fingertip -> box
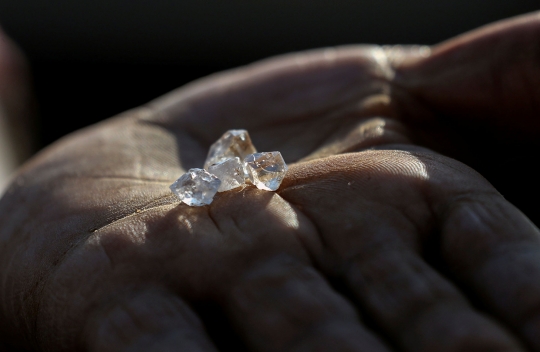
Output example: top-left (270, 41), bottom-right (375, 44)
top-left (0, 25), bottom-right (27, 94)
top-left (0, 24), bottom-right (34, 192)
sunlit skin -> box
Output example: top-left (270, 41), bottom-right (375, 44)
top-left (1, 12), bottom-right (540, 352)
top-left (0, 25), bottom-right (32, 190)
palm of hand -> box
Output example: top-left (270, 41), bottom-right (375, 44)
top-left (2, 13), bottom-right (540, 352)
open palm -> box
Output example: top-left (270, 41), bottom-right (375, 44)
top-left (2, 12), bottom-right (540, 352)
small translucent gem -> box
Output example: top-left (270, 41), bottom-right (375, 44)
top-left (170, 168), bottom-right (221, 206)
top-left (244, 152), bottom-right (288, 191)
top-left (208, 157), bottom-right (246, 192)
top-left (204, 129), bottom-right (257, 170)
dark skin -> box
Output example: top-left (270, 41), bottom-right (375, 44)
top-left (1, 11), bottom-right (540, 352)
top-left (0, 24), bottom-right (33, 188)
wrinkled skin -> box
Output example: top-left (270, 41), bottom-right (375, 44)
top-left (2, 12), bottom-right (540, 352)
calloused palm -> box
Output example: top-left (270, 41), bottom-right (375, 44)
top-left (2, 12), bottom-right (540, 352)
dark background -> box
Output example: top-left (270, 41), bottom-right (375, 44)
top-left (0, 1), bottom-right (538, 148)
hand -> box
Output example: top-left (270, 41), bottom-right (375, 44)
top-left (2, 12), bottom-right (540, 352)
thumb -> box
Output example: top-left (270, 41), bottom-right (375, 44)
top-left (393, 11), bottom-right (540, 140)
top-left (0, 25), bottom-right (34, 192)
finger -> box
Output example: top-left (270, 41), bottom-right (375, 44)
top-left (150, 45), bottom-right (391, 133)
top-left (393, 11), bottom-right (540, 140)
top-left (85, 288), bottom-right (217, 352)
top-left (345, 245), bottom-right (524, 351)
top-left (223, 255), bottom-right (390, 352)
top-left (439, 192), bottom-right (540, 350)
top-left (280, 151), bottom-right (525, 351)
top-left (148, 45), bottom-right (396, 162)
top-left (0, 25), bottom-right (33, 191)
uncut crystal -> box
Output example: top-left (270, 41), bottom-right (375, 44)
top-left (204, 129), bottom-right (257, 170)
top-left (170, 168), bottom-right (221, 206)
top-left (244, 152), bottom-right (288, 191)
top-left (208, 157), bottom-right (246, 192)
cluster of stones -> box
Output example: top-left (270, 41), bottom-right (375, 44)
top-left (170, 130), bottom-right (288, 206)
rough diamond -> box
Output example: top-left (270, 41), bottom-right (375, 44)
top-left (244, 151), bottom-right (287, 191)
top-left (170, 168), bottom-right (221, 206)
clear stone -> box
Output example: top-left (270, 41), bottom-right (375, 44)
top-left (208, 157), bottom-right (246, 192)
top-left (170, 168), bottom-right (221, 206)
top-left (244, 152), bottom-right (288, 191)
top-left (204, 129), bottom-right (257, 170)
